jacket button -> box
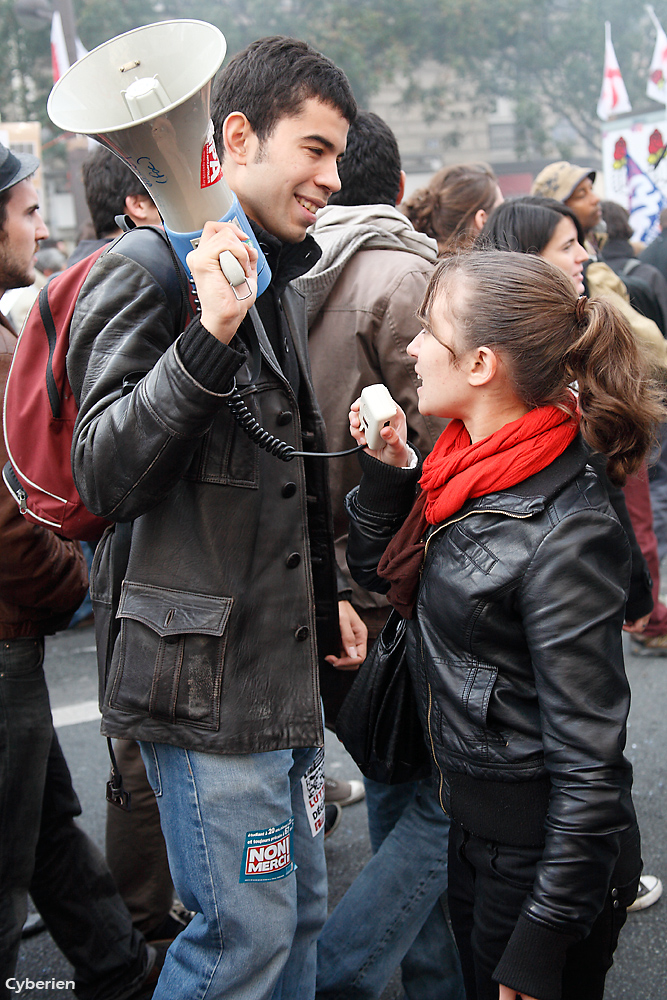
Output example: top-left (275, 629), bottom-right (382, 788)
top-left (286, 552), bottom-right (301, 569)
top-left (611, 888), bottom-right (618, 898)
top-left (277, 411), bottom-right (293, 426)
top-left (295, 626), bottom-right (310, 641)
top-left (282, 482), bottom-right (297, 498)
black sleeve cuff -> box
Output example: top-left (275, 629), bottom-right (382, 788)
top-left (492, 912), bottom-right (577, 1000)
top-left (355, 449), bottom-right (421, 517)
top-left (177, 315), bottom-right (247, 393)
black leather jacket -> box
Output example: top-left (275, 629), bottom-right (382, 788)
top-left (346, 438), bottom-right (640, 994)
top-left (67, 230), bottom-right (339, 754)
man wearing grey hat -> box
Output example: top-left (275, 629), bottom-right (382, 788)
top-left (0, 142), bottom-right (161, 1000)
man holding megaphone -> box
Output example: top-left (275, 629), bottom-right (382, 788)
top-left (65, 33), bottom-right (362, 1000)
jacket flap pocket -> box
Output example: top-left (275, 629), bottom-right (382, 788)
top-left (117, 582), bottom-right (233, 637)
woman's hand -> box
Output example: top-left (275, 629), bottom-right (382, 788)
top-left (186, 221), bottom-right (258, 344)
top-left (499, 985), bottom-right (540, 1000)
top-left (349, 398), bottom-right (411, 467)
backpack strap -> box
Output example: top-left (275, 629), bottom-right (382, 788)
top-left (105, 225), bottom-right (195, 334)
top-left (621, 258), bottom-right (642, 276)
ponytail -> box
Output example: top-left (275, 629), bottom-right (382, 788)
top-left (420, 251), bottom-right (665, 485)
top-left (564, 295), bottom-right (665, 484)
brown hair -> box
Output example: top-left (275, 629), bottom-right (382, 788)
top-left (402, 163), bottom-right (499, 254)
top-left (418, 250), bottom-right (665, 484)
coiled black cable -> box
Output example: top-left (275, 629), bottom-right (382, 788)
top-left (225, 385), bottom-right (365, 462)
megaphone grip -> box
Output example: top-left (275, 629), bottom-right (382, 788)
top-left (219, 250), bottom-right (247, 287)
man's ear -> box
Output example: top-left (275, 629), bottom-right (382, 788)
top-left (223, 112), bottom-right (255, 165)
top-left (124, 193), bottom-right (158, 224)
top-left (396, 170), bottom-right (406, 207)
top-left (468, 345), bottom-right (498, 386)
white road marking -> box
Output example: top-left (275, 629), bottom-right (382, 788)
top-left (52, 700), bottom-right (101, 728)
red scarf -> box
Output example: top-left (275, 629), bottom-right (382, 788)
top-left (377, 399), bottom-right (579, 617)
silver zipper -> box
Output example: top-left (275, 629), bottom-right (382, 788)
top-left (424, 508), bottom-right (534, 557)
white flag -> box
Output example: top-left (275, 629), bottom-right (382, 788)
top-left (626, 153), bottom-right (667, 243)
top-left (50, 11), bottom-right (87, 84)
top-left (647, 5), bottom-right (667, 105)
top-left (597, 22), bottom-right (632, 121)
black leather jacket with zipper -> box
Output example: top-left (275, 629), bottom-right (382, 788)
top-left (346, 437), bottom-right (640, 997)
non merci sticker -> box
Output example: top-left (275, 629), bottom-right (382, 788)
top-left (239, 817), bottom-right (295, 883)
top-left (301, 746), bottom-right (325, 837)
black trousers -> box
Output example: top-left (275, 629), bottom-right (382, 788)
top-left (447, 822), bottom-right (632, 1000)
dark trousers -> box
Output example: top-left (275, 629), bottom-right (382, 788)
top-left (106, 739), bottom-right (174, 936)
top-left (447, 823), bottom-right (628, 1000)
top-left (0, 637), bottom-right (147, 1000)
top-left (624, 465), bottom-right (667, 636)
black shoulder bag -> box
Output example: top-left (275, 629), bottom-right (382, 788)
top-left (335, 609), bottom-right (432, 784)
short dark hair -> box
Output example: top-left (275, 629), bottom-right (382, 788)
top-left (601, 200), bottom-right (633, 242)
top-left (476, 196), bottom-right (585, 255)
top-left (211, 36), bottom-right (356, 155)
top-left (328, 110), bottom-right (401, 207)
top-left (0, 174), bottom-right (36, 235)
top-left (0, 186), bottom-right (12, 234)
top-left (81, 147), bottom-right (151, 238)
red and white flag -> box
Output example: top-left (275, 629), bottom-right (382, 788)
top-left (647, 5), bottom-right (667, 105)
top-left (597, 21), bottom-right (632, 121)
top-left (51, 10), bottom-right (87, 83)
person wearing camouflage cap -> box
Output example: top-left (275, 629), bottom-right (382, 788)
top-left (531, 161), bottom-right (602, 238)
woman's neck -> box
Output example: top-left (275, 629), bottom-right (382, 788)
top-left (463, 396), bottom-right (531, 444)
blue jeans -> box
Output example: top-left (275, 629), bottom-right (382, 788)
top-left (0, 638), bottom-right (148, 1000)
top-left (316, 778), bottom-right (464, 1000)
top-left (140, 741), bottom-right (327, 1000)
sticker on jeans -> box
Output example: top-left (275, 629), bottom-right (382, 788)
top-left (301, 746), bottom-right (325, 837)
top-left (240, 817), bottom-right (295, 882)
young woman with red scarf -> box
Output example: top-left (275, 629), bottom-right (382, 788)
top-left (344, 250), bottom-right (664, 1000)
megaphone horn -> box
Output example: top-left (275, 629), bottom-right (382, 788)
top-left (47, 19), bottom-right (270, 295)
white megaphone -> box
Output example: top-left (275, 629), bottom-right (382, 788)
top-left (47, 19), bottom-right (270, 296)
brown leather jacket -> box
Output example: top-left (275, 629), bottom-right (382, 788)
top-left (0, 313), bottom-right (88, 638)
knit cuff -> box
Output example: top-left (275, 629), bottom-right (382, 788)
top-left (177, 316), bottom-right (247, 393)
top-left (356, 449), bottom-right (421, 517)
top-left (492, 912), bottom-right (577, 1000)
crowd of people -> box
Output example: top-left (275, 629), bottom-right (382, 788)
top-left (1, 29), bottom-right (666, 1000)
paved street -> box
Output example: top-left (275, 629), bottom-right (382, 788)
top-left (12, 622), bottom-right (667, 999)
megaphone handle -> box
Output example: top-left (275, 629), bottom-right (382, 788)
top-left (219, 250), bottom-right (253, 301)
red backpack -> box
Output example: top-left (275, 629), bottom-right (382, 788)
top-left (2, 226), bottom-right (190, 540)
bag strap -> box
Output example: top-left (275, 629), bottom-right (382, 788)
top-left (621, 258), bottom-right (642, 277)
top-left (107, 225), bottom-right (195, 334)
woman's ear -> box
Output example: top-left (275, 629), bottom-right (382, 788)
top-left (473, 208), bottom-right (488, 232)
top-left (223, 112), bottom-right (255, 165)
top-left (468, 345), bottom-right (498, 386)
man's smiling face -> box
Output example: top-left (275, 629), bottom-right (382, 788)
top-left (230, 97), bottom-right (349, 243)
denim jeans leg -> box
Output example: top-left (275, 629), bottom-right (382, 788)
top-left (0, 638), bottom-right (53, 992)
top-left (316, 779), bottom-right (464, 1000)
top-left (140, 742), bottom-right (327, 1000)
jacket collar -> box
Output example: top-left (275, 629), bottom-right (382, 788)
top-left (249, 221), bottom-right (321, 297)
top-left (436, 435), bottom-right (590, 522)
